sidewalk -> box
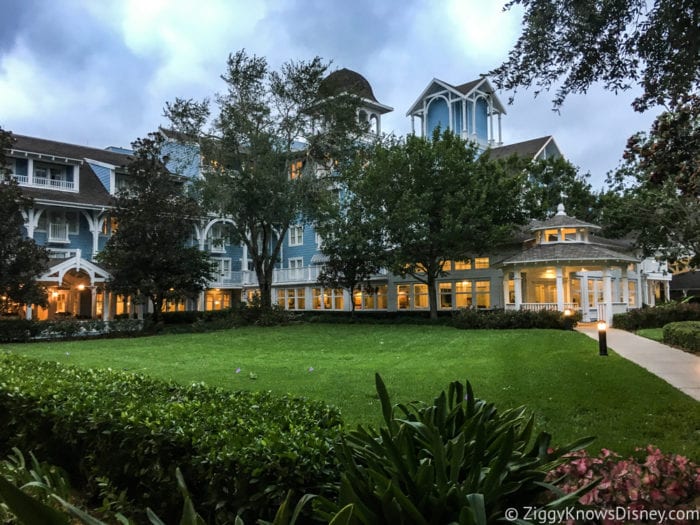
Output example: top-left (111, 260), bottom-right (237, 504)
top-left (576, 324), bottom-right (700, 402)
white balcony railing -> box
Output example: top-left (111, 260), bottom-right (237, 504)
top-left (273, 266), bottom-right (322, 284)
top-left (48, 223), bottom-right (70, 243)
top-left (12, 173), bottom-right (75, 191)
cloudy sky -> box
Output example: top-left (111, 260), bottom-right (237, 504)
top-left (1, 0), bottom-right (660, 187)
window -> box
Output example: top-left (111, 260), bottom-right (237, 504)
top-left (544, 229), bottom-right (559, 242)
top-left (279, 287), bottom-right (306, 310)
top-left (34, 163), bottom-right (73, 189)
top-left (208, 223), bottom-right (228, 253)
top-left (315, 232), bottom-right (323, 249)
top-left (562, 228), bottom-right (578, 241)
top-left (439, 282), bottom-right (453, 309)
top-left (455, 281), bottom-right (472, 308)
top-left (289, 159), bottom-right (304, 180)
top-left (213, 258), bottom-right (231, 280)
top-left (289, 225), bottom-right (303, 246)
top-left (397, 285), bottom-right (410, 310)
top-left (454, 260), bottom-right (471, 270)
top-left (206, 290), bottom-right (231, 311)
top-left (289, 257), bottom-right (303, 269)
top-left (376, 285), bottom-right (387, 310)
top-left (474, 257), bottom-right (489, 269)
top-left (628, 281), bottom-right (637, 306)
top-left (413, 284), bottom-right (428, 309)
top-left (474, 280), bottom-right (490, 308)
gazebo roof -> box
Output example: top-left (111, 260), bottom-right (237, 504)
top-left (498, 242), bottom-right (639, 267)
top-left (529, 204), bottom-right (600, 232)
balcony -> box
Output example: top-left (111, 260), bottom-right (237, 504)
top-left (48, 223), bottom-right (70, 243)
top-left (12, 172), bottom-right (76, 191)
top-left (273, 266), bottom-right (322, 284)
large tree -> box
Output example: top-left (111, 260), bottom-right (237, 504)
top-left (315, 192), bottom-right (386, 313)
top-left (165, 50), bottom-right (367, 309)
top-left (349, 130), bottom-right (525, 320)
top-left (606, 97), bottom-right (700, 265)
top-left (0, 126), bottom-right (49, 315)
top-left (97, 133), bottom-right (213, 323)
top-left (491, 0), bottom-right (699, 112)
top-left (518, 156), bottom-right (600, 221)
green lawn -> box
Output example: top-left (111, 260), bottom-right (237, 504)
top-left (4, 325), bottom-right (699, 459)
top-left (636, 328), bottom-right (664, 342)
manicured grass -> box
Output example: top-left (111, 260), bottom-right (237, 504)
top-left (636, 328), bottom-right (664, 342)
top-left (4, 325), bottom-right (699, 459)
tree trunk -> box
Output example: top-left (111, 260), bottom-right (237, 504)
top-left (151, 294), bottom-right (163, 324)
top-left (349, 285), bottom-right (357, 316)
top-left (257, 269), bottom-right (273, 310)
top-left (427, 274), bottom-right (439, 321)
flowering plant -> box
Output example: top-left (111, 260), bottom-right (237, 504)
top-left (548, 446), bottom-right (700, 524)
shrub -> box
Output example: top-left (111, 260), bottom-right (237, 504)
top-left (319, 374), bottom-right (593, 524)
top-left (663, 321), bottom-right (700, 353)
top-left (299, 310), bottom-right (453, 325)
top-left (451, 308), bottom-right (581, 330)
top-left (613, 303), bottom-right (700, 331)
top-left (0, 354), bottom-right (343, 523)
top-left (0, 319), bottom-right (143, 343)
top-left (548, 447), bottom-right (700, 524)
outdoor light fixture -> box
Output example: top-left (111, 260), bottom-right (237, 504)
top-left (597, 321), bottom-right (608, 356)
top-left (51, 291), bottom-right (59, 299)
top-left (563, 308), bottom-right (574, 330)
top-left (77, 284), bottom-right (86, 291)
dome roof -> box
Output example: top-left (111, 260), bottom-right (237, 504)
top-left (320, 68), bottom-right (379, 103)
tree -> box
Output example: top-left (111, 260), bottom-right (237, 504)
top-left (491, 0), bottom-right (699, 112)
top-left (315, 193), bottom-right (385, 313)
top-left (97, 133), bottom-right (213, 323)
top-left (0, 126), bottom-right (49, 315)
top-left (518, 156), bottom-right (600, 221)
top-left (606, 97), bottom-right (700, 265)
top-left (165, 50), bottom-right (367, 309)
top-left (349, 130), bottom-right (525, 320)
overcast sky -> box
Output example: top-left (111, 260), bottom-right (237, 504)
top-left (0, 0), bottom-right (660, 188)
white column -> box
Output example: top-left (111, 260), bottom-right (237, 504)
top-left (411, 115), bottom-right (415, 135)
top-left (447, 99), bottom-right (453, 132)
top-left (636, 264), bottom-right (643, 307)
top-left (603, 268), bottom-right (613, 324)
top-left (102, 290), bottom-right (110, 321)
top-left (621, 267), bottom-right (629, 306)
top-left (25, 305), bottom-right (33, 320)
top-left (555, 267), bottom-right (565, 311)
top-left (471, 98), bottom-right (476, 136)
top-left (664, 281), bottom-right (671, 302)
top-left (580, 273), bottom-right (590, 322)
top-left (514, 270), bottom-right (522, 309)
top-left (198, 291), bottom-right (206, 311)
top-left (503, 273), bottom-right (510, 307)
top-left (422, 101), bottom-right (427, 137)
top-left (489, 101), bottom-right (494, 144)
top-left (497, 114), bottom-right (502, 145)
top-left (91, 287), bottom-right (97, 318)
top-left (461, 99), bottom-right (467, 136)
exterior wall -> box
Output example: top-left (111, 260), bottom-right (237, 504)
top-left (89, 162), bottom-right (112, 192)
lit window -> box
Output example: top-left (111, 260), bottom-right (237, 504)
top-left (413, 284), bottom-right (429, 309)
top-left (562, 228), bottom-right (578, 241)
top-left (454, 260), bottom-right (472, 270)
top-left (439, 282), bottom-right (453, 309)
top-left (397, 285), bottom-right (410, 310)
top-left (289, 160), bottom-right (304, 180)
top-left (544, 229), bottom-right (559, 242)
top-left (289, 225), bottom-right (303, 246)
top-left (474, 257), bottom-right (489, 269)
top-left (455, 281), bottom-right (472, 308)
top-left (474, 280), bottom-right (490, 308)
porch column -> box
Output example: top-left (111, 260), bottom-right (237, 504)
top-left (91, 287), bottom-right (97, 318)
top-left (621, 267), bottom-right (629, 306)
top-left (25, 305), bottom-right (33, 320)
top-left (580, 273), bottom-right (590, 321)
top-left (603, 268), bottom-right (613, 325)
top-left (102, 290), bottom-right (110, 321)
top-left (411, 115), bottom-right (415, 135)
top-left (555, 267), bottom-right (565, 311)
top-left (198, 291), bottom-right (206, 311)
top-left (502, 272), bottom-right (510, 307)
top-left (648, 281), bottom-right (656, 306)
top-left (513, 269), bottom-right (522, 309)
top-left (664, 281), bottom-right (671, 302)
top-left (636, 264), bottom-right (643, 307)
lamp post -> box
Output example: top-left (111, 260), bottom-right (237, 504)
top-left (597, 321), bottom-right (608, 356)
top-left (563, 308), bottom-right (573, 330)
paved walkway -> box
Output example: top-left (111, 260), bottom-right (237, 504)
top-left (576, 324), bottom-right (700, 402)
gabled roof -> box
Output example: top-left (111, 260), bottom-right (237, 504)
top-left (670, 270), bottom-right (700, 292)
top-left (19, 165), bottom-right (113, 208)
top-left (487, 136), bottom-right (561, 161)
top-left (406, 77), bottom-right (507, 116)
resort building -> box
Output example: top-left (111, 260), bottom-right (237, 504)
top-left (3, 70), bottom-right (670, 324)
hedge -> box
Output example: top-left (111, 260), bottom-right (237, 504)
top-left (0, 319), bottom-right (143, 343)
top-left (0, 354), bottom-right (343, 523)
top-left (452, 308), bottom-right (581, 330)
top-left (613, 303), bottom-right (700, 331)
top-left (663, 321), bottom-right (700, 353)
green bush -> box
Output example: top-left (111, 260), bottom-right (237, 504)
top-left (451, 308), bottom-right (581, 330)
top-left (613, 303), bottom-right (700, 331)
top-left (662, 321), bottom-right (700, 353)
top-left (299, 310), bottom-right (453, 325)
top-left (320, 374), bottom-right (593, 524)
top-left (0, 319), bottom-right (143, 343)
top-left (0, 354), bottom-right (343, 523)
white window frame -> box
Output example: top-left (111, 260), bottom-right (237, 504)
top-left (288, 225), bottom-right (303, 246)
